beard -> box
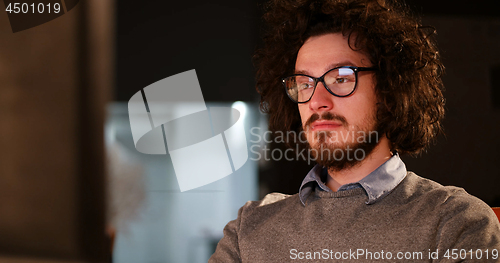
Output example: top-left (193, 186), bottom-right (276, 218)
top-left (303, 111), bottom-right (381, 172)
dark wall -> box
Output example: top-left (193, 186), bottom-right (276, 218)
top-left (0, 0), bottom-right (112, 261)
top-left (115, 0), bottom-right (262, 102)
top-left (404, 0), bottom-right (499, 17)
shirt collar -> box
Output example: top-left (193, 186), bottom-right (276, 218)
top-left (298, 153), bottom-right (407, 206)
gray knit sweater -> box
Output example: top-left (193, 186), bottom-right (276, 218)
top-left (210, 172), bottom-right (500, 262)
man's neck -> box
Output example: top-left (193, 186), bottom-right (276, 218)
top-left (325, 137), bottom-right (392, 192)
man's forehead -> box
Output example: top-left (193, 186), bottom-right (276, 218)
top-left (294, 60), bottom-right (357, 76)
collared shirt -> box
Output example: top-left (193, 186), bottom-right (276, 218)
top-left (299, 153), bottom-right (407, 205)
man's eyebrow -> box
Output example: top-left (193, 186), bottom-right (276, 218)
top-left (294, 60), bottom-right (357, 76)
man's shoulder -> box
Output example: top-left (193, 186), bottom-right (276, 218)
top-left (404, 171), bottom-right (476, 199)
top-left (258, 192), bottom-right (294, 206)
top-left (237, 192), bottom-right (301, 221)
top-left (242, 192), bottom-right (298, 209)
top-left (400, 171), bottom-right (494, 216)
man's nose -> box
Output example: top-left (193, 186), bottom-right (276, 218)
top-left (308, 82), bottom-right (334, 112)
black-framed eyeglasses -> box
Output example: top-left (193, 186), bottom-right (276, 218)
top-left (282, 66), bottom-right (377, 103)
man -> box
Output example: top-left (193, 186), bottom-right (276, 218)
top-left (210, 0), bottom-right (500, 262)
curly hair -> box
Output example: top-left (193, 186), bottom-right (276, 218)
top-left (254, 0), bottom-right (445, 155)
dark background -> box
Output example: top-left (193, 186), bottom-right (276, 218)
top-left (115, 0), bottom-right (500, 206)
top-left (115, 0), bottom-right (262, 102)
top-left (0, 0), bottom-right (498, 261)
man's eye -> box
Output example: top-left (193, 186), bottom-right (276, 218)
top-left (336, 77), bottom-right (349, 84)
top-left (298, 83), bottom-right (313, 90)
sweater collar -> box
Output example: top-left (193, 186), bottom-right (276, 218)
top-left (299, 153), bottom-right (407, 206)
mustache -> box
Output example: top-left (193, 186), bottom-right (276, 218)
top-left (304, 112), bottom-right (348, 130)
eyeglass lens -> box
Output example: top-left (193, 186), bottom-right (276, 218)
top-left (285, 67), bottom-right (356, 102)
